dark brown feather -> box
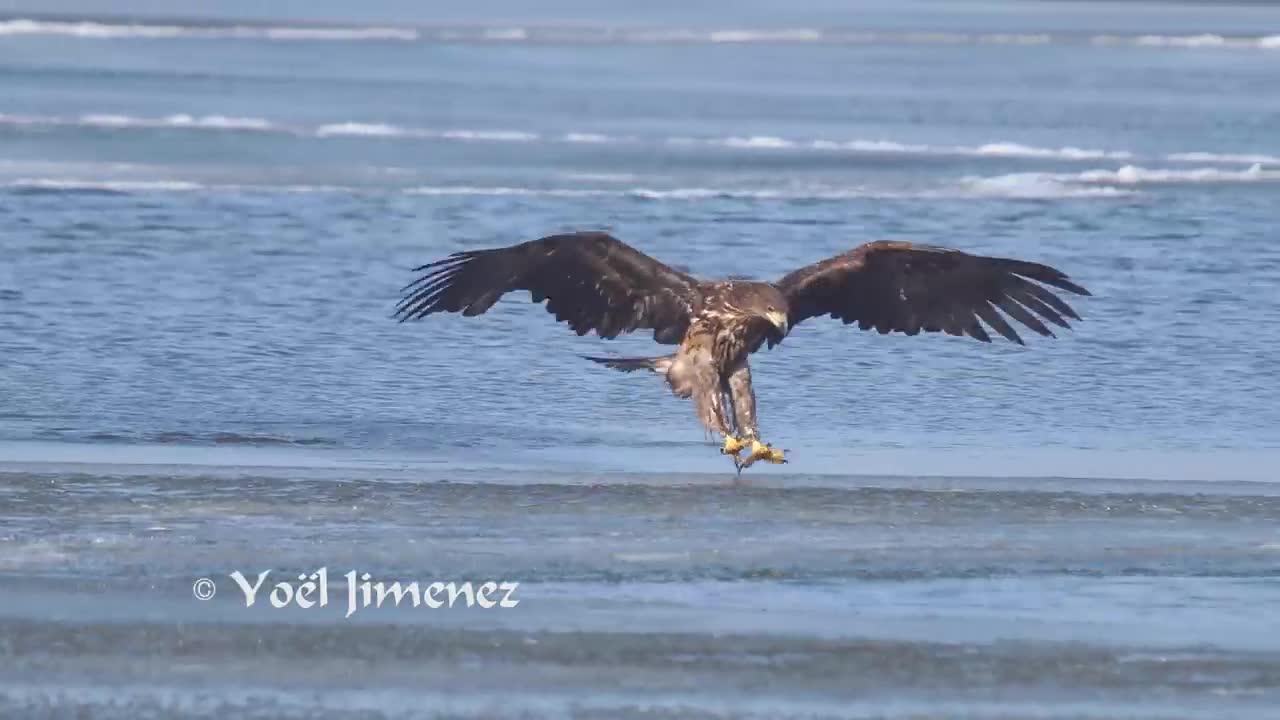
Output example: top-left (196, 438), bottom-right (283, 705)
top-left (774, 240), bottom-right (1089, 345)
top-left (395, 231), bottom-right (703, 344)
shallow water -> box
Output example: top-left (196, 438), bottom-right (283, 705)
top-left (3, 462), bottom-right (1280, 718)
top-left (2, 0), bottom-right (1280, 717)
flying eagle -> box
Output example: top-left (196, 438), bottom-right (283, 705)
top-left (395, 231), bottom-right (1089, 470)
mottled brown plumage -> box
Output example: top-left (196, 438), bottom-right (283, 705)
top-left (396, 231), bottom-right (1090, 469)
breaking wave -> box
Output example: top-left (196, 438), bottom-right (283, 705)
top-left (396, 181), bottom-right (1138, 200)
top-left (0, 112), bottom-right (282, 133)
top-left (960, 175), bottom-right (1133, 200)
top-left (675, 136), bottom-right (1137, 161)
top-left (4, 112), bottom-right (1276, 168)
top-left (3, 177), bottom-right (1129, 200)
top-left (1070, 164), bottom-right (1280, 184)
top-left (964, 164), bottom-right (1280, 197)
top-left (2, 178), bottom-right (339, 194)
top-left (0, 113), bottom-right (543, 143)
top-left (0, 18), bottom-right (418, 41)
top-left (5, 178), bottom-right (207, 193)
top-left (563, 132), bottom-right (631, 144)
top-left (1093, 33), bottom-right (1280, 50)
top-left (1165, 151), bottom-right (1280, 166)
top-left (1, 18), bottom-right (1278, 50)
top-left (402, 186), bottom-right (822, 200)
top-left (313, 122), bottom-right (405, 138)
top-left (5, 163), bottom-right (1274, 200)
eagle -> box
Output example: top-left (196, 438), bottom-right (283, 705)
top-left (395, 231), bottom-right (1089, 470)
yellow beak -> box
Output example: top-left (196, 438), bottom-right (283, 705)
top-left (765, 309), bottom-right (789, 334)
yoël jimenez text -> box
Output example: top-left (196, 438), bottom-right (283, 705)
top-left (228, 568), bottom-right (520, 618)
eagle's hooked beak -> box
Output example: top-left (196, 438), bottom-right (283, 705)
top-left (764, 309), bottom-right (789, 336)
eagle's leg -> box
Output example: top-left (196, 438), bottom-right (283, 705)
top-left (727, 362), bottom-right (786, 469)
top-left (719, 381), bottom-right (748, 457)
top-left (678, 352), bottom-right (742, 458)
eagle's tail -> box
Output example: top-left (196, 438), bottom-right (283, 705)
top-left (582, 354), bottom-right (673, 375)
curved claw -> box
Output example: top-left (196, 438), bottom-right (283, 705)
top-left (736, 440), bottom-right (787, 471)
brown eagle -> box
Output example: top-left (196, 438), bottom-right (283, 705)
top-left (395, 231), bottom-right (1089, 470)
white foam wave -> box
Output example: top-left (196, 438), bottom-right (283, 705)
top-left (162, 114), bottom-right (274, 130)
top-left (975, 33), bottom-right (1052, 46)
top-left (625, 30), bottom-right (1050, 45)
top-left (563, 132), bottom-right (630, 144)
top-left (558, 172), bottom-right (643, 183)
top-left (720, 135), bottom-right (798, 149)
top-left (3, 177), bottom-right (353, 193)
top-left (0, 175), bottom-right (1144, 201)
top-left (1166, 151), bottom-right (1280, 166)
top-left (708, 29), bottom-right (823, 43)
top-left (0, 19), bottom-right (186, 38)
top-left (1073, 164), bottom-right (1280, 184)
top-left (837, 140), bottom-right (1131, 161)
top-left (5, 178), bottom-right (205, 192)
top-left (3, 19), bottom-right (1279, 50)
top-left (403, 182), bottom-right (1126, 201)
top-left (964, 164), bottom-right (1280, 196)
top-left (481, 28), bottom-right (528, 41)
top-left (0, 111), bottom-right (282, 133)
top-left (1137, 34), bottom-right (1233, 48)
top-left (965, 142), bottom-right (1133, 161)
top-left (809, 139), bottom-right (923, 153)
top-left (6, 111), bottom-right (1273, 169)
top-left (314, 122), bottom-right (408, 138)
top-left (405, 186), bottom-right (607, 198)
top-left (80, 112), bottom-right (279, 131)
top-left (5, 165), bottom-right (1271, 200)
top-left (1092, 33), bottom-right (1280, 50)
top-left (401, 185), bottom-right (818, 199)
top-left (318, 125), bottom-right (540, 143)
top-left (959, 174), bottom-right (1134, 199)
top-left (440, 129), bottom-right (539, 142)
top-left (258, 27), bottom-right (417, 41)
top-left (0, 113), bottom-right (550, 144)
top-left (685, 134), bottom-right (1133, 161)
top-left (0, 18), bottom-right (418, 41)
top-left (404, 184), bottom-right (863, 200)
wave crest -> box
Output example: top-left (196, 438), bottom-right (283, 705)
top-left (677, 135), bottom-right (1135, 161)
top-left (314, 122), bottom-right (408, 138)
top-left (965, 164), bottom-right (1280, 197)
top-left (3, 112), bottom-right (1276, 171)
top-left (0, 18), bottom-right (418, 41)
top-left (1073, 163), bottom-right (1280, 184)
top-left (3, 18), bottom-right (1278, 50)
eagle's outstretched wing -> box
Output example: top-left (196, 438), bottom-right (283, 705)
top-left (774, 240), bottom-right (1090, 344)
top-left (395, 231), bottom-right (702, 343)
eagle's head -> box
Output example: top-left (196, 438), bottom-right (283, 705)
top-left (739, 284), bottom-right (790, 346)
top-left (720, 281), bottom-right (791, 347)
top-left (762, 306), bottom-right (789, 337)
top-left (757, 305), bottom-right (790, 350)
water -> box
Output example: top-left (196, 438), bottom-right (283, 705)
top-left (2, 1), bottom-right (1280, 717)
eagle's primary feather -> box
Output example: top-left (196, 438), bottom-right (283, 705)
top-left (396, 231), bottom-right (1091, 468)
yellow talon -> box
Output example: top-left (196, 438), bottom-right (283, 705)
top-left (738, 439), bottom-right (786, 470)
top-left (721, 435), bottom-right (748, 455)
